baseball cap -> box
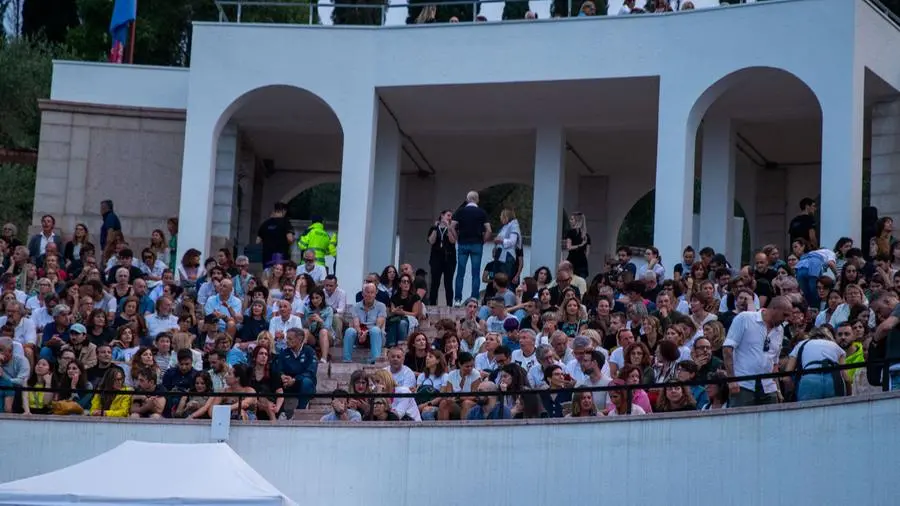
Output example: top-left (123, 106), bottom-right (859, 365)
top-left (69, 323), bottom-right (87, 334)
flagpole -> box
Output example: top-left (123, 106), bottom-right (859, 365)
top-left (127, 0), bottom-right (137, 64)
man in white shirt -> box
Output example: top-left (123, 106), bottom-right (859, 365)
top-left (527, 345), bottom-right (566, 389)
top-left (323, 275), bottom-right (346, 339)
top-left (196, 267), bottom-right (226, 306)
top-left (30, 295), bottom-right (57, 335)
top-left (723, 296), bottom-right (792, 407)
top-left (269, 299), bottom-right (304, 350)
top-left (384, 347), bottom-right (416, 389)
top-left (0, 301), bottom-right (37, 347)
top-left (269, 281), bottom-right (304, 316)
top-left (299, 249), bottom-right (327, 284)
top-left (565, 335), bottom-right (610, 382)
top-left (608, 328), bottom-right (636, 378)
top-left (146, 296), bottom-right (180, 340)
top-left (0, 274), bottom-right (26, 304)
top-left (511, 329), bottom-right (539, 372)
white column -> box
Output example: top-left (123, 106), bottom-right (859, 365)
top-left (335, 94), bottom-right (379, 294)
top-left (175, 112), bottom-right (217, 269)
top-left (653, 95), bottom-right (696, 278)
top-left (531, 125), bottom-right (566, 272)
top-left (699, 116), bottom-right (736, 261)
top-left (819, 68), bottom-right (865, 248)
top-left (366, 107), bottom-right (401, 272)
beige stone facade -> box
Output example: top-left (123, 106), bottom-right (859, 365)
top-left (33, 100), bottom-right (186, 251)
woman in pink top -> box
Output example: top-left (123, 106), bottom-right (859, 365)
top-left (610, 365), bottom-right (653, 413)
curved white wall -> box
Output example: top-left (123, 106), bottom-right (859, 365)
top-left (1, 394), bottom-right (898, 505)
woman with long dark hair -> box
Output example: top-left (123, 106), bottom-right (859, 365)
top-left (90, 366), bottom-right (132, 417)
top-left (249, 346), bottom-right (284, 420)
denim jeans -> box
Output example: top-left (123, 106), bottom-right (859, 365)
top-left (343, 326), bottom-right (385, 363)
top-left (797, 373), bottom-right (835, 401)
top-left (455, 243), bottom-right (484, 302)
top-left (890, 371), bottom-right (900, 391)
top-left (796, 266), bottom-right (820, 309)
top-left (386, 318), bottom-right (409, 347)
top-left (283, 377), bottom-right (317, 414)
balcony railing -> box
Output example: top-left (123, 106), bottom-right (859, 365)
top-left (214, 0), bottom-right (740, 28)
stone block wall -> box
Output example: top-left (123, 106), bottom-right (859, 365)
top-left (33, 100), bottom-right (185, 251)
top-left (871, 98), bottom-right (900, 221)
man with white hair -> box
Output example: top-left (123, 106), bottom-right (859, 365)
top-left (343, 283), bottom-right (386, 364)
top-left (300, 248), bottom-right (327, 284)
top-left (641, 270), bottom-right (661, 302)
top-left (0, 301), bottom-right (36, 347)
top-left (450, 191), bottom-right (491, 306)
top-left (0, 336), bottom-right (30, 386)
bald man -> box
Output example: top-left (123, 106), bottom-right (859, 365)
top-left (723, 296), bottom-right (792, 407)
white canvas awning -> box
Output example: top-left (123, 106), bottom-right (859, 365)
top-left (0, 440), bottom-right (297, 506)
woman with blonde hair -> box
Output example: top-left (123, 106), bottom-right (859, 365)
top-left (169, 331), bottom-right (202, 371)
top-left (369, 368), bottom-right (421, 421)
top-left (567, 390), bottom-right (597, 417)
top-left (557, 298), bottom-right (588, 338)
top-left (701, 320), bottom-right (726, 358)
top-left (493, 208), bottom-right (522, 279)
top-left (564, 212), bottom-right (591, 279)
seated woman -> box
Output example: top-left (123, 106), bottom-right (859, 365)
top-left (114, 296), bottom-right (149, 346)
top-left (605, 379), bottom-right (646, 416)
top-left (346, 369), bottom-right (372, 419)
top-left (218, 363), bottom-right (257, 421)
top-left (364, 397), bottom-right (400, 422)
top-left (301, 288), bottom-right (334, 364)
top-left (416, 350), bottom-right (450, 420)
top-left (22, 358), bottom-right (55, 415)
top-left (386, 274), bottom-right (424, 347)
top-left (369, 369), bottom-right (420, 421)
top-left (567, 390), bottom-right (597, 418)
top-left (110, 324), bottom-right (140, 363)
top-left (539, 364), bottom-right (572, 418)
top-left (175, 371), bottom-right (217, 419)
top-left (90, 367), bottom-right (132, 417)
top-left (248, 345), bottom-right (284, 421)
top-left (54, 359), bottom-right (93, 412)
top-left (655, 382), bottom-right (697, 413)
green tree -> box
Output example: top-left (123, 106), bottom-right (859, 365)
top-left (479, 183), bottom-right (533, 242)
top-left (65, 0), bottom-right (221, 66)
top-left (0, 36), bottom-right (75, 149)
top-left (21, 0), bottom-right (78, 43)
top-left (286, 183), bottom-right (341, 222)
top-left (0, 163), bottom-right (37, 237)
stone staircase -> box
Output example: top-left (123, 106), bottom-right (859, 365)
top-left (293, 305), bottom-right (468, 421)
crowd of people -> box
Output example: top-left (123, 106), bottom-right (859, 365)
top-left (0, 192), bottom-right (898, 422)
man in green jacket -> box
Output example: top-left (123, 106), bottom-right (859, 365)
top-left (299, 216), bottom-right (336, 271)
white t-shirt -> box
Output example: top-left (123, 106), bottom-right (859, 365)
top-left (391, 386), bottom-right (421, 421)
top-left (723, 311), bottom-right (783, 393)
top-left (789, 339), bottom-right (845, 369)
top-left (511, 348), bottom-right (538, 371)
top-left (460, 336), bottom-right (485, 356)
top-left (606, 404), bottom-right (646, 416)
top-left (416, 373), bottom-right (450, 391)
top-left (609, 347), bottom-right (625, 369)
top-left (447, 369), bottom-right (481, 393)
top-left (387, 365), bottom-right (417, 390)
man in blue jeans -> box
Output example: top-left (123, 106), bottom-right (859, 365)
top-left (451, 191), bottom-right (491, 306)
top-left (343, 283), bottom-right (386, 364)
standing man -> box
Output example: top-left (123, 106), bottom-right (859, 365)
top-left (99, 200), bottom-right (122, 250)
top-left (299, 215), bottom-right (336, 273)
top-left (427, 209), bottom-right (456, 305)
top-left (257, 202), bottom-right (295, 267)
top-left (723, 296), bottom-right (792, 407)
top-left (28, 215), bottom-right (63, 262)
top-left (788, 197), bottom-right (818, 248)
top-left (450, 191), bottom-right (491, 307)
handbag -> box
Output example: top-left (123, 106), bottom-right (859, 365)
top-left (51, 400), bottom-right (84, 416)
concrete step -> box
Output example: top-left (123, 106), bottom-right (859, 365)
top-left (292, 406), bottom-right (330, 421)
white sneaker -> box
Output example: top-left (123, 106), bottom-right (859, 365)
top-left (452, 299), bottom-right (463, 307)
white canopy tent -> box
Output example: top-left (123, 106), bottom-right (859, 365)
top-left (0, 440), bottom-right (298, 506)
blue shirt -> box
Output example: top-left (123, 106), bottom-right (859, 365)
top-left (277, 345), bottom-right (317, 391)
top-left (100, 211), bottom-right (121, 249)
top-left (466, 403), bottom-right (511, 420)
top-left (204, 293), bottom-right (243, 332)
